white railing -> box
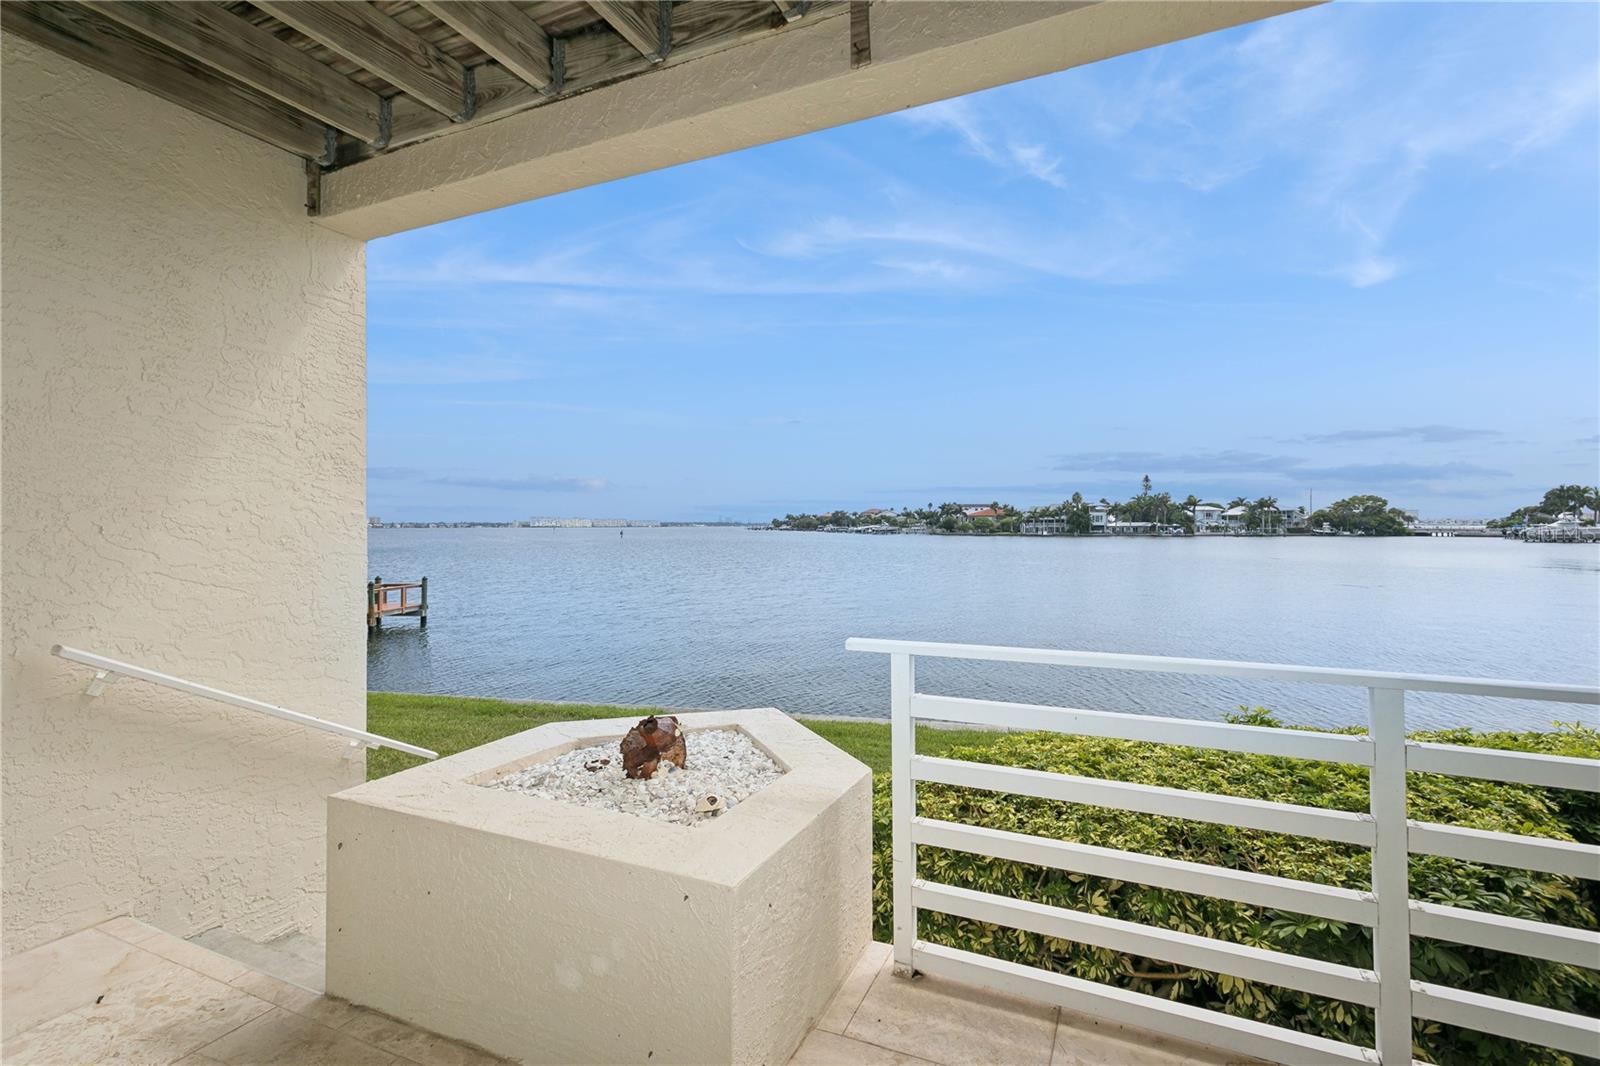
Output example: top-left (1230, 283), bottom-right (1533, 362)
top-left (52, 644), bottom-right (437, 760)
top-left (846, 638), bottom-right (1600, 1066)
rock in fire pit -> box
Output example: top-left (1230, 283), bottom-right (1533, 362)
top-left (487, 719), bottom-right (783, 825)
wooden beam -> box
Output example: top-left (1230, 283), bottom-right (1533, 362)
top-left (81, 1), bottom-right (384, 142)
top-left (335, 0), bottom-right (834, 166)
top-left (415, 1), bottom-right (557, 93)
top-left (254, 1), bottom-right (471, 120)
top-left (1, 1), bottom-right (331, 160)
top-left (586, 2), bottom-right (669, 64)
top-left (849, 0), bottom-right (870, 68)
top-left (774, 1), bottom-right (810, 22)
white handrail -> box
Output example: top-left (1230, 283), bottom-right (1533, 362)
top-left (850, 638), bottom-right (1600, 1066)
top-left (52, 644), bottom-right (437, 760)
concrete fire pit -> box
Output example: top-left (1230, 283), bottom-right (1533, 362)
top-left (325, 709), bottom-right (872, 1065)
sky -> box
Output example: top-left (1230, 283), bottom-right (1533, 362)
top-left (367, 1), bottom-right (1600, 523)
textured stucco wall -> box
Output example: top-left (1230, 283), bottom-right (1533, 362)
top-left (1, 34), bottom-right (367, 956)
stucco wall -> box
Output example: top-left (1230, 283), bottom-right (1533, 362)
top-left (1, 34), bottom-right (367, 956)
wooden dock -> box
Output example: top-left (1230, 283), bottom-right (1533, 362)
top-left (368, 576), bottom-right (427, 631)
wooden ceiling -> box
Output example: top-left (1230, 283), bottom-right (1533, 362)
top-left (3, 1), bottom-right (854, 174)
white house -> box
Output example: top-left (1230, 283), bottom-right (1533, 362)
top-left (1192, 503), bottom-right (1226, 532)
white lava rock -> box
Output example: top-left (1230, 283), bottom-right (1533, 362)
top-left (486, 728), bottom-right (783, 826)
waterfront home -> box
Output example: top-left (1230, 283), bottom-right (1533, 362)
top-left (962, 505), bottom-right (1003, 519)
top-left (5, 2), bottom-right (1595, 1065)
top-left (1222, 505), bottom-right (1251, 530)
top-left (1192, 502), bottom-right (1226, 532)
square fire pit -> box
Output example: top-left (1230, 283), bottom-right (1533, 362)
top-left (325, 709), bottom-right (872, 1065)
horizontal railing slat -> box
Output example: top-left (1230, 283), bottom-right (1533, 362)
top-left (1409, 901), bottom-right (1600, 969)
top-left (913, 942), bottom-right (1379, 1066)
top-left (1406, 742), bottom-right (1600, 793)
top-left (915, 880), bottom-right (1381, 1006)
top-left (911, 694), bottom-right (1375, 766)
top-left (913, 818), bottom-right (1377, 925)
top-left (1411, 981), bottom-right (1600, 1059)
top-left (1408, 822), bottom-right (1600, 881)
top-left (913, 756), bottom-right (1377, 846)
top-left (844, 638), bottom-right (1600, 703)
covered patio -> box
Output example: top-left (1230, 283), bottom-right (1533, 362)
top-left (2, 920), bottom-right (1241, 1065)
top-left (5, 2), bottom-right (1595, 1064)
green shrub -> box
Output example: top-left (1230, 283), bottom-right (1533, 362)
top-left (869, 716), bottom-right (1599, 1066)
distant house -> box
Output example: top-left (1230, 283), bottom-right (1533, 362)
top-left (1191, 503), bottom-right (1225, 532)
top-left (963, 507), bottom-right (1002, 519)
top-left (1222, 505), bottom-right (1250, 530)
top-left (860, 508), bottom-right (893, 518)
top-left (1089, 504), bottom-right (1109, 531)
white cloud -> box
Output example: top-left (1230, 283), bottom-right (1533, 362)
top-left (899, 98), bottom-right (1070, 190)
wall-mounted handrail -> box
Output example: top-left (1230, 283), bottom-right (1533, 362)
top-left (52, 644), bottom-right (437, 760)
top-left (850, 637), bottom-right (1600, 1066)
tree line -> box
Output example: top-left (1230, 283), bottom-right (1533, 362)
top-left (772, 481), bottom-right (1600, 536)
top-left (774, 482), bottom-right (1401, 536)
top-left (1487, 484), bottom-right (1600, 529)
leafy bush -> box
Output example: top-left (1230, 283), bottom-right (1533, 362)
top-left (869, 715), bottom-right (1599, 1066)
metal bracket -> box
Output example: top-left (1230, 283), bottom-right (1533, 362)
top-left (370, 96), bottom-right (393, 151)
top-left (545, 37), bottom-right (566, 97)
top-left (315, 126), bottom-right (338, 168)
top-left (455, 67), bottom-right (477, 122)
top-left (84, 669), bottom-right (119, 697)
top-left (342, 738), bottom-right (373, 763)
top-left (655, 1), bottom-right (673, 62)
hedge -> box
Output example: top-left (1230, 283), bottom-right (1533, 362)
top-left (869, 713), bottom-right (1599, 1066)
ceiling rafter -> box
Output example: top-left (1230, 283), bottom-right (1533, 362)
top-left (2, 1), bottom-right (332, 161)
top-left (81, 0), bottom-right (384, 142)
top-left (254, 1), bottom-right (473, 121)
top-left (415, 1), bottom-right (559, 94)
top-left (586, 1), bottom-right (670, 64)
top-left (6, 0), bottom-right (846, 170)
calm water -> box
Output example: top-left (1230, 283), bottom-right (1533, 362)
top-left (368, 528), bottom-right (1600, 731)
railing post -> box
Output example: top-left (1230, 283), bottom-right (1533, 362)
top-left (1369, 686), bottom-right (1411, 1062)
top-left (890, 652), bottom-right (916, 977)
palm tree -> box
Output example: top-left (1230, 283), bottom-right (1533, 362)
top-left (1141, 474), bottom-right (1152, 496)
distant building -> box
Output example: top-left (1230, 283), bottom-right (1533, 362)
top-left (368, 516), bottom-right (383, 528)
top-left (963, 507), bottom-right (1002, 519)
top-left (1191, 503), bottom-right (1225, 533)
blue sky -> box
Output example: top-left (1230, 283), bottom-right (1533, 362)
top-left (368, 2), bottom-right (1599, 523)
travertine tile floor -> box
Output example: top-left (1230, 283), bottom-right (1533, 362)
top-left (2, 924), bottom-right (1247, 1065)
top-left (1, 918), bottom-right (506, 1065)
top-left (793, 942), bottom-right (1252, 1066)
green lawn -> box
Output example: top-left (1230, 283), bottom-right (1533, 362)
top-left (366, 691), bottom-right (1004, 779)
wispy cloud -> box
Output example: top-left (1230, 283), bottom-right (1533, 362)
top-left (427, 474), bottom-right (608, 492)
top-left (1027, 3), bottom-right (1598, 287)
top-left (900, 99), bottom-right (1069, 189)
top-left (367, 466), bottom-right (423, 480)
top-left (1051, 449), bottom-right (1511, 486)
top-left (1296, 426), bottom-right (1502, 445)
top-left (369, 466), bottom-right (609, 492)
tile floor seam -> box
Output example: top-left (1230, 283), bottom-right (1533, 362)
top-left (177, 994), bottom-right (281, 1063)
top-left (191, 1004), bottom-right (403, 1065)
top-left (826, 1030), bottom-right (948, 1065)
top-left (836, 962), bottom-right (886, 1035)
